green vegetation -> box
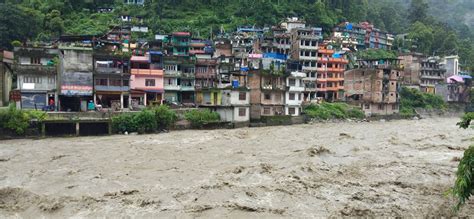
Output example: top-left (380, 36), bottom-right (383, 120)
top-left (111, 105), bottom-right (177, 134)
top-left (399, 87), bottom-right (446, 117)
top-left (1, 0), bottom-right (473, 71)
top-left (304, 103), bottom-right (365, 120)
top-left (356, 49), bottom-right (397, 60)
top-left (0, 105), bottom-right (47, 135)
top-left (184, 109), bottom-right (221, 128)
top-left (452, 113), bottom-right (473, 211)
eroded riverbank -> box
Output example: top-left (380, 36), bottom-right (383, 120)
top-left (0, 117), bottom-right (473, 217)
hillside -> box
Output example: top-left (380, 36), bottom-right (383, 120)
top-left (0, 0), bottom-right (473, 70)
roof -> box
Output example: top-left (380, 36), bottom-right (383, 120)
top-left (131, 55), bottom-right (149, 62)
top-left (173, 32), bottom-right (191, 36)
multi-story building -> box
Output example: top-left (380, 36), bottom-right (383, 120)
top-left (195, 56), bottom-right (219, 106)
top-left (92, 42), bottom-right (131, 110)
top-left (285, 70), bottom-right (306, 116)
top-left (398, 52), bottom-right (424, 86)
top-left (124, 0), bottom-right (144, 5)
top-left (248, 55), bottom-right (287, 120)
top-left (130, 53), bottom-right (164, 107)
top-left (163, 56), bottom-right (195, 105)
top-left (316, 44), bottom-right (347, 101)
top-left (436, 75), bottom-right (472, 103)
top-left (344, 58), bottom-right (403, 116)
top-left (420, 57), bottom-right (446, 94)
top-left (58, 36), bottom-right (95, 112)
top-left (0, 51), bottom-right (14, 106)
top-left (290, 27), bottom-right (323, 101)
top-left (13, 47), bottom-right (59, 110)
top-left (440, 55), bottom-right (460, 78)
top-left (166, 32), bottom-right (191, 56)
top-left (332, 22), bottom-right (394, 50)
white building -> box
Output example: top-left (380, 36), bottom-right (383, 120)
top-left (285, 71), bottom-right (306, 116)
top-left (217, 89), bottom-right (250, 122)
top-left (440, 55), bottom-right (460, 78)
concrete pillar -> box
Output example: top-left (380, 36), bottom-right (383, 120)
top-left (93, 94), bottom-right (97, 105)
top-left (41, 123), bottom-right (46, 138)
top-left (144, 92), bottom-right (147, 106)
top-left (75, 122), bottom-right (80, 136)
top-left (128, 94), bottom-right (132, 110)
top-left (120, 93), bottom-right (124, 110)
top-left (54, 92), bottom-right (59, 111)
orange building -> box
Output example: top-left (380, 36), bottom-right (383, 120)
top-left (316, 45), bottom-right (348, 101)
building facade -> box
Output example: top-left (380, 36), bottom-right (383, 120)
top-left (345, 59), bottom-right (403, 116)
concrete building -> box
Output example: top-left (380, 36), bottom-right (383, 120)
top-left (0, 51), bottom-right (14, 107)
top-left (316, 44), bottom-right (347, 101)
top-left (58, 36), bottom-right (95, 112)
top-left (332, 22), bottom-right (394, 50)
top-left (13, 47), bottom-right (59, 110)
top-left (440, 55), bottom-right (460, 78)
top-left (124, 0), bottom-right (144, 5)
top-left (398, 53), bottom-right (423, 86)
top-left (290, 27), bottom-right (323, 101)
top-left (92, 42), bottom-right (131, 111)
top-left (130, 53), bottom-right (164, 107)
top-left (420, 57), bottom-right (446, 94)
top-left (436, 75), bottom-right (472, 103)
top-left (345, 58), bottom-right (403, 116)
top-left (163, 56), bottom-right (195, 105)
top-left (285, 71), bottom-right (306, 116)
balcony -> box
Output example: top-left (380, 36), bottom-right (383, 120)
top-left (300, 45), bottom-right (318, 50)
top-left (327, 77), bottom-right (344, 82)
top-left (327, 67), bottom-right (345, 73)
top-left (164, 84), bottom-right (181, 91)
top-left (288, 86), bottom-right (305, 92)
top-left (172, 41), bottom-right (189, 47)
top-left (180, 86), bottom-right (195, 91)
top-left (318, 49), bottom-right (335, 54)
top-left (96, 67), bottom-right (123, 74)
top-left (131, 68), bottom-right (164, 76)
top-left (420, 75), bottom-right (443, 80)
top-left (181, 73), bottom-right (195, 79)
top-left (302, 66), bottom-right (318, 71)
top-left (262, 84), bottom-right (285, 90)
top-left (317, 57), bottom-right (349, 64)
top-left (15, 65), bottom-right (56, 75)
top-left (164, 70), bottom-right (182, 77)
top-left (299, 56), bottom-right (318, 61)
top-left (94, 85), bottom-right (129, 92)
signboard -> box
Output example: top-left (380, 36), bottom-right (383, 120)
top-left (61, 72), bottom-right (93, 96)
top-left (21, 93), bottom-right (46, 109)
top-left (10, 90), bottom-right (21, 102)
top-left (22, 83), bottom-right (35, 90)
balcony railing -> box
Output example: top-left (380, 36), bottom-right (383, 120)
top-left (164, 84), bottom-right (181, 90)
top-left (131, 68), bottom-right (164, 76)
top-left (15, 65), bottom-right (56, 75)
top-left (95, 67), bottom-right (123, 74)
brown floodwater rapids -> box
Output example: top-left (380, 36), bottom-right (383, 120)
top-left (0, 117), bottom-right (473, 218)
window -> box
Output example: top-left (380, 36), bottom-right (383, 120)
top-left (289, 93), bottom-right (295, 100)
top-left (145, 79), bottom-right (156, 86)
top-left (239, 108), bottom-right (246, 117)
top-left (96, 79), bottom-right (108, 86)
top-left (392, 104), bottom-right (398, 110)
top-left (289, 107), bottom-right (296, 115)
top-left (289, 79), bottom-right (296, 86)
top-left (378, 104), bottom-right (384, 110)
top-left (123, 80), bottom-right (129, 86)
top-left (48, 77), bottom-right (55, 84)
top-left (110, 79), bottom-right (121, 86)
top-left (263, 107), bottom-right (271, 115)
top-left (239, 92), bottom-right (246, 101)
top-left (31, 57), bottom-right (41, 65)
top-left (365, 104), bottom-right (370, 109)
top-left (24, 76), bottom-right (41, 83)
top-left (264, 93), bottom-right (271, 100)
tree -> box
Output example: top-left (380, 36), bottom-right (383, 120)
top-left (408, 0), bottom-right (429, 23)
top-left (453, 113), bottom-right (474, 211)
top-left (0, 3), bottom-right (40, 49)
top-left (408, 21), bottom-right (434, 54)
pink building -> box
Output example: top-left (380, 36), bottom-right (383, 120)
top-left (130, 54), bottom-right (164, 107)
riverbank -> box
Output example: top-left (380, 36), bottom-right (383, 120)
top-left (0, 117), bottom-right (473, 217)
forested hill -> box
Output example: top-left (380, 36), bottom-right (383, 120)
top-left (0, 0), bottom-right (473, 69)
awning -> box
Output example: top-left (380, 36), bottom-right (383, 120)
top-left (447, 75), bottom-right (464, 84)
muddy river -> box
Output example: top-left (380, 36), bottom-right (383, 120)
top-left (0, 117), bottom-right (473, 217)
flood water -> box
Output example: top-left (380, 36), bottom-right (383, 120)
top-left (0, 117), bottom-right (473, 217)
